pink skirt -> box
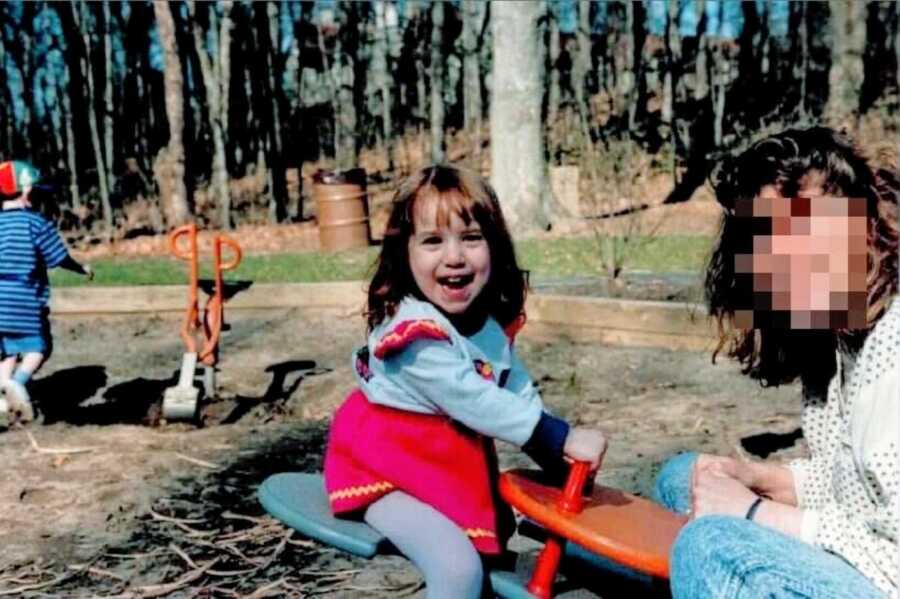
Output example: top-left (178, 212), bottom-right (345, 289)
top-left (323, 389), bottom-right (512, 554)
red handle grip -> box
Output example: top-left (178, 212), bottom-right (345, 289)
top-left (526, 461), bottom-right (592, 598)
top-left (558, 461), bottom-right (591, 513)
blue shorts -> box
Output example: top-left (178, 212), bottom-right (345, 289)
top-left (0, 330), bottom-right (52, 359)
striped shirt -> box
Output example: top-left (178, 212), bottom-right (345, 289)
top-left (0, 209), bottom-right (68, 335)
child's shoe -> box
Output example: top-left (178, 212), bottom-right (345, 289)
top-left (2, 380), bottom-right (34, 424)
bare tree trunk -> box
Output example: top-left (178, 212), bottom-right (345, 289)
top-left (264, 1), bottom-right (287, 222)
top-left (316, 20), bottom-right (340, 163)
top-left (188, 1), bottom-right (232, 229)
top-left (663, 0), bottom-right (682, 179)
top-left (625, 1), bottom-right (641, 131)
top-left (693, 1), bottom-right (708, 102)
top-left (573, 1), bottom-right (592, 138)
top-left (75, 2), bottom-right (113, 229)
top-left (0, 28), bottom-right (10, 156)
top-left (137, 57), bottom-right (152, 162)
top-left (895, 0), bottom-right (900, 102)
top-left (796, 1), bottom-right (809, 119)
top-left (408, 2), bottom-right (428, 141)
top-left (219, 1), bottom-right (233, 226)
top-left (710, 42), bottom-right (729, 147)
top-left (59, 82), bottom-right (81, 212)
top-left (325, 5), bottom-right (357, 170)
top-left (14, 5), bottom-right (35, 159)
top-left (491, 0), bottom-right (549, 234)
top-left (153, 0), bottom-right (191, 226)
top-left (47, 101), bottom-right (63, 170)
top-left (102, 1), bottom-right (115, 192)
top-left (575, 2), bottom-right (591, 94)
top-left (373, 1), bottom-right (394, 168)
top-left (547, 11), bottom-right (561, 130)
top-left (462, 0), bottom-right (486, 164)
top-left (661, 0), bottom-right (681, 133)
top-left (430, 1), bottom-right (445, 163)
top-left (825, 0), bottom-right (866, 127)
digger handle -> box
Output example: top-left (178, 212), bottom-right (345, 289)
top-left (180, 305), bottom-right (200, 354)
top-left (199, 297), bottom-right (222, 366)
top-left (169, 224), bottom-right (198, 261)
top-left (215, 235), bottom-right (242, 272)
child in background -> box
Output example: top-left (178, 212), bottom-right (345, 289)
top-left (0, 161), bottom-right (93, 425)
top-left (324, 165), bottom-right (607, 598)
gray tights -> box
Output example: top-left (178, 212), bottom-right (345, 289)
top-left (364, 491), bottom-right (484, 599)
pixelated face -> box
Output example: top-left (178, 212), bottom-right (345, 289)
top-left (408, 195), bottom-right (491, 315)
top-left (733, 184), bottom-right (868, 329)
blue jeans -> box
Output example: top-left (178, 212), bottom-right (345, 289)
top-left (654, 452), bottom-right (886, 598)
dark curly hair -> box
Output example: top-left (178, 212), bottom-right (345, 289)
top-left (366, 165), bottom-right (529, 332)
top-left (706, 127), bottom-right (898, 390)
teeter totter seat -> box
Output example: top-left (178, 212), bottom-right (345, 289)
top-left (258, 472), bottom-right (534, 598)
top-left (258, 473), bottom-right (388, 558)
top-left (259, 465), bottom-right (686, 599)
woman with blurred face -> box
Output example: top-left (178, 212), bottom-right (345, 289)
top-left (653, 128), bottom-right (898, 598)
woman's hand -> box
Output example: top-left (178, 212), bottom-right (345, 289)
top-left (563, 428), bottom-right (608, 470)
top-left (691, 467), bottom-right (759, 519)
top-left (695, 454), bottom-right (798, 505)
top-left (695, 454), bottom-right (758, 488)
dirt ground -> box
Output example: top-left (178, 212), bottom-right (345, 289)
top-left (0, 304), bottom-right (805, 598)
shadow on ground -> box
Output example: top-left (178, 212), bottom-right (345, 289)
top-left (34, 359), bottom-right (330, 428)
top-left (47, 422), bottom-right (332, 595)
top-left (741, 428), bottom-right (803, 459)
top-left (204, 360), bottom-right (331, 426)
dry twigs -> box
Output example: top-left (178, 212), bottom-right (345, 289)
top-left (67, 564), bottom-right (127, 582)
top-left (5, 502), bottom-right (330, 596)
top-left (174, 453), bottom-right (220, 469)
top-left (0, 571), bottom-right (70, 596)
top-left (25, 431), bottom-right (98, 455)
top-left (129, 558), bottom-right (219, 598)
top-left (241, 577), bottom-right (285, 599)
top-left (147, 508), bottom-right (206, 525)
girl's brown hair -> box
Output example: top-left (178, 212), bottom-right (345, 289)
top-left (366, 165), bottom-right (528, 331)
top-left (706, 127), bottom-right (898, 390)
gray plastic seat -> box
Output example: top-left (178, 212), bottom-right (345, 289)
top-left (258, 472), bottom-right (535, 598)
top-left (258, 472), bottom-right (388, 558)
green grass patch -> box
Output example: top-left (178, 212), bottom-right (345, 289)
top-left (517, 235), bottom-right (711, 279)
top-left (51, 235), bottom-right (712, 287)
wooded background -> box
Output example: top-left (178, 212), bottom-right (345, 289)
top-left (1, 0), bottom-right (898, 238)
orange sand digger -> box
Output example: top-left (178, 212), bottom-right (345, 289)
top-left (163, 224), bottom-right (242, 421)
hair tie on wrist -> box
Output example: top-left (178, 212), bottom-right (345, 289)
top-left (745, 496), bottom-right (764, 521)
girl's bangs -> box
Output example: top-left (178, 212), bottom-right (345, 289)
top-left (414, 185), bottom-right (493, 229)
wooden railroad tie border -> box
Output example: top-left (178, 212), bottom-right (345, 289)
top-left (50, 282), bottom-right (716, 351)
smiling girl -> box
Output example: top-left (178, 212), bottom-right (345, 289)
top-left (323, 165), bottom-right (607, 598)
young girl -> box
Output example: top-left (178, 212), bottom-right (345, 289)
top-left (653, 127), bottom-right (897, 598)
top-left (324, 165), bottom-right (607, 598)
